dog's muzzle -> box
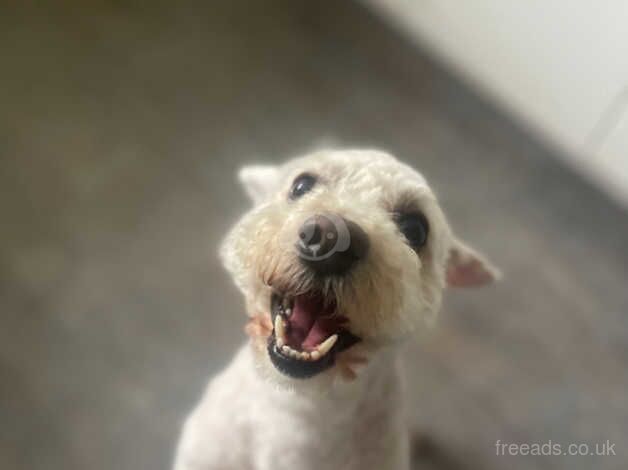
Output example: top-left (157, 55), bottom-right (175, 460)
top-left (296, 213), bottom-right (369, 276)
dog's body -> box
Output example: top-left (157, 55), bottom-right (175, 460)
top-left (174, 149), bottom-right (498, 470)
top-left (174, 345), bottom-right (408, 470)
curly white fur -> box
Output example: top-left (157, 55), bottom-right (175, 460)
top-left (173, 149), bottom-right (498, 470)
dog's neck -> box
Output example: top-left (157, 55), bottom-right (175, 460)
top-left (236, 342), bottom-right (408, 469)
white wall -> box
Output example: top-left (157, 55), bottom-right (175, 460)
top-left (363, 0), bottom-right (628, 207)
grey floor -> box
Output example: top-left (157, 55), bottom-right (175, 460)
top-left (1, 1), bottom-right (627, 470)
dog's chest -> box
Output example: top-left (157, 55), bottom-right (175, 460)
top-left (249, 362), bottom-right (409, 470)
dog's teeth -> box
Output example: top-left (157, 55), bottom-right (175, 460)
top-left (281, 344), bottom-right (299, 358)
top-left (278, 342), bottom-right (319, 361)
top-left (317, 334), bottom-right (338, 356)
top-left (274, 315), bottom-right (286, 342)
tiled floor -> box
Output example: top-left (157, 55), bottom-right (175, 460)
top-left (1, 2), bottom-right (627, 469)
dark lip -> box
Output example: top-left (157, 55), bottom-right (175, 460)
top-left (268, 293), bottom-right (361, 379)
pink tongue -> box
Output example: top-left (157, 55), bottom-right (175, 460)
top-left (302, 317), bottom-right (342, 349)
top-left (287, 294), bottom-right (339, 350)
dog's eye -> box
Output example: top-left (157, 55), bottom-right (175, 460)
top-left (289, 173), bottom-right (317, 200)
top-left (394, 212), bottom-right (429, 249)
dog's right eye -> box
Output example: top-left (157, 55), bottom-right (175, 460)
top-left (289, 173), bottom-right (317, 200)
top-left (394, 212), bottom-right (429, 250)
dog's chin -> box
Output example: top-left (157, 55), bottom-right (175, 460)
top-left (266, 291), bottom-right (361, 380)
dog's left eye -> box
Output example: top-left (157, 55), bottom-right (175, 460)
top-left (394, 212), bottom-right (429, 249)
top-left (289, 173), bottom-right (317, 200)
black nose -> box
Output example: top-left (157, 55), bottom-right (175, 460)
top-left (296, 213), bottom-right (369, 276)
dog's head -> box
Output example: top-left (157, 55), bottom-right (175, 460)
top-left (221, 149), bottom-right (498, 383)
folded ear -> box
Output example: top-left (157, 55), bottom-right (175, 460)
top-left (446, 238), bottom-right (501, 288)
top-left (238, 165), bottom-right (279, 205)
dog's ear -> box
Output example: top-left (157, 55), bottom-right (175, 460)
top-left (238, 165), bottom-right (279, 204)
top-left (446, 238), bottom-right (501, 288)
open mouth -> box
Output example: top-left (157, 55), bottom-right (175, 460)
top-left (267, 292), bottom-right (361, 379)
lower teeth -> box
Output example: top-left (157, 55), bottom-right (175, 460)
top-left (274, 314), bottom-right (339, 362)
top-left (278, 344), bottom-right (315, 361)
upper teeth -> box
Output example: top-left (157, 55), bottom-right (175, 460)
top-left (281, 297), bottom-right (293, 317)
top-left (273, 316), bottom-right (339, 362)
top-left (274, 315), bottom-right (286, 347)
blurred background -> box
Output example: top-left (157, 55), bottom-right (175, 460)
top-left (1, 1), bottom-right (626, 470)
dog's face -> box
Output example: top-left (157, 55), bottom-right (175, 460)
top-left (221, 149), bottom-right (498, 383)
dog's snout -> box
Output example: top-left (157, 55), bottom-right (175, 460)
top-left (297, 213), bottom-right (369, 276)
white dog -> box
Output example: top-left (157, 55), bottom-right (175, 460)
top-left (173, 149), bottom-right (499, 470)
